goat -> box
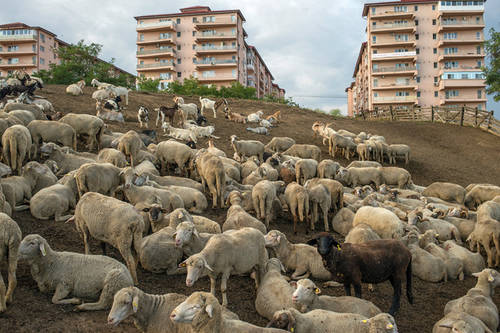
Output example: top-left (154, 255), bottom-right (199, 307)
top-left (307, 233), bottom-right (413, 316)
top-left (137, 106), bottom-right (150, 128)
top-left (155, 104), bottom-right (180, 127)
top-left (266, 110), bottom-right (282, 123)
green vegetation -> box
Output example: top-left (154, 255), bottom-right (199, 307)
top-left (35, 40), bottom-right (135, 88)
top-left (329, 108), bottom-right (343, 117)
top-left (137, 77), bottom-right (161, 93)
top-left (483, 28), bottom-right (500, 101)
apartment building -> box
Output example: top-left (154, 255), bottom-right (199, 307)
top-left (0, 22), bottom-right (134, 79)
top-left (134, 6), bottom-right (284, 98)
top-left (347, 0), bottom-right (487, 116)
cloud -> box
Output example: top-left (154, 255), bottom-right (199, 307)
top-left (0, 0), bottom-right (498, 112)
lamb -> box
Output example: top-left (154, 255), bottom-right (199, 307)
top-left (291, 279), bottom-right (381, 317)
top-left (65, 80), bottom-right (85, 96)
top-left (465, 185), bottom-right (500, 210)
top-left (70, 192), bottom-right (144, 284)
top-left (39, 142), bottom-right (95, 176)
top-left (18, 234), bottom-right (133, 311)
top-left (144, 178), bottom-right (207, 214)
top-left (335, 167), bottom-right (383, 189)
top-left (406, 231), bottom-right (448, 282)
top-left (252, 180), bottom-right (285, 227)
top-left (246, 126), bottom-right (269, 135)
top-left (443, 268), bottom-right (500, 332)
top-left (247, 110), bottom-right (264, 123)
top-left (117, 130), bottom-right (143, 167)
top-left (308, 184), bottom-right (331, 232)
top-left (0, 213), bottom-right (21, 313)
top-left (181, 227), bottom-right (268, 306)
top-left (307, 234), bottom-right (413, 315)
top-left (264, 137), bottom-right (295, 153)
top-left (352, 207), bottom-right (405, 240)
top-left (284, 182), bottom-right (310, 234)
top-left (108, 287), bottom-right (192, 333)
top-left (59, 113), bottom-right (105, 151)
top-left (226, 110), bottom-right (247, 123)
top-left (433, 311), bottom-right (493, 333)
top-left (230, 135), bottom-right (265, 162)
top-left (295, 159), bottom-right (318, 185)
top-left (156, 139), bottom-right (195, 176)
top-left (423, 182), bottom-right (466, 205)
top-left (223, 192), bottom-right (267, 234)
top-left (442, 240), bottom-right (485, 276)
top-left (317, 159), bottom-right (340, 179)
top-left (255, 258), bottom-right (295, 320)
top-left (2, 124), bottom-right (32, 175)
top-left (193, 150), bottom-right (225, 208)
top-left (388, 144), bottom-right (410, 164)
top-left (466, 219), bottom-right (500, 267)
top-left (27, 120), bottom-right (77, 155)
top-left (171, 291), bottom-right (286, 333)
top-left (283, 144), bottom-right (321, 162)
top-left (264, 230), bottom-right (331, 280)
top-left (379, 166), bottom-right (412, 189)
top-left (139, 226), bottom-right (184, 275)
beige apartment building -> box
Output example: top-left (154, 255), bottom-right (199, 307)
top-left (347, 0), bottom-right (487, 117)
top-left (0, 22), bottom-right (133, 79)
top-left (134, 6), bottom-right (284, 98)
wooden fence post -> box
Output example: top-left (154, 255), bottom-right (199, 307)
top-left (431, 106), bottom-right (434, 122)
top-left (390, 106), bottom-right (394, 121)
top-left (460, 106), bottom-right (465, 126)
top-left (475, 107), bottom-right (478, 127)
top-left (488, 111), bottom-right (494, 130)
top-left (361, 110), bottom-right (366, 120)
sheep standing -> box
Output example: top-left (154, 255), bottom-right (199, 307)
top-left (181, 227), bottom-right (268, 306)
top-left (18, 234), bottom-right (133, 311)
top-left (58, 113), bottom-right (104, 151)
top-left (295, 159), bottom-right (318, 185)
top-left (283, 144), bottom-right (321, 162)
top-left (194, 150), bottom-right (225, 208)
top-left (252, 180), bottom-right (285, 227)
top-left (0, 213), bottom-right (21, 313)
top-left (423, 182), bottom-right (466, 205)
top-left (2, 125), bottom-right (32, 175)
top-left (156, 139), bottom-right (195, 176)
top-left (284, 182), bottom-right (310, 234)
top-left (264, 137), bottom-right (295, 153)
top-left (230, 135), bottom-right (265, 162)
top-left (308, 184), bottom-right (331, 232)
top-left (71, 192), bottom-right (144, 284)
top-left (117, 130), bottom-right (143, 167)
top-left (74, 163), bottom-right (133, 198)
top-left (27, 120), bottom-right (77, 156)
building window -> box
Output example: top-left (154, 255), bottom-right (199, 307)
top-left (232, 69), bottom-right (236, 78)
top-left (477, 60), bottom-right (482, 68)
top-left (177, 32), bottom-right (181, 37)
top-left (177, 45), bottom-right (181, 51)
top-left (394, 6), bottom-right (407, 12)
top-left (40, 58), bottom-right (45, 65)
top-left (32, 44), bottom-right (36, 52)
top-left (477, 90), bottom-right (482, 98)
top-left (433, 33), bottom-right (437, 40)
top-left (434, 91), bottom-right (438, 97)
top-left (192, 31), bottom-right (195, 37)
top-left (140, 60), bottom-right (144, 65)
top-left (203, 16), bottom-right (215, 23)
top-left (444, 61), bottom-right (459, 69)
top-left (414, 5), bottom-right (418, 11)
top-left (177, 58), bottom-right (181, 64)
top-left (477, 46), bottom-right (481, 54)
top-left (373, 79), bottom-right (378, 87)
top-left (202, 70), bottom-right (215, 78)
top-left (8, 45), bottom-right (19, 52)
top-left (8, 58), bottom-right (19, 64)
top-left (371, 7), bottom-right (375, 14)
top-left (192, 44), bottom-right (196, 50)
top-left (192, 57), bottom-right (196, 63)
top-left (139, 34), bottom-right (144, 41)
top-left (40, 45), bottom-right (45, 52)
top-left (434, 76), bottom-right (439, 83)
top-left (395, 34), bottom-right (409, 41)
top-left (415, 20), bottom-right (418, 26)
top-left (432, 4), bottom-right (436, 10)
top-left (433, 62), bottom-right (438, 68)
top-left (416, 48), bottom-right (420, 54)
top-left (415, 34), bottom-right (419, 40)
top-left (445, 90), bottom-right (459, 98)
top-left (40, 33), bottom-right (45, 42)
top-left (444, 32), bottom-right (457, 40)
top-left (373, 50), bottom-right (378, 54)
top-left (444, 47), bottom-right (458, 54)
top-left (433, 48), bottom-right (437, 54)
top-left (177, 72), bottom-right (181, 78)
top-left (476, 32), bottom-right (481, 40)
top-left (417, 91), bottom-right (421, 97)
top-left (192, 17), bottom-right (197, 23)
top-left (32, 56), bottom-right (36, 64)
top-left (176, 18), bottom-right (180, 24)
top-left (416, 76), bottom-right (420, 83)
top-left (432, 19), bottom-right (436, 25)
top-left (231, 15), bottom-right (236, 22)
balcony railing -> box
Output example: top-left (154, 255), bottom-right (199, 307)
top-left (372, 51), bottom-right (417, 59)
top-left (136, 48), bottom-right (176, 56)
top-left (0, 34), bottom-right (37, 41)
top-left (195, 18), bottom-right (237, 27)
top-left (137, 61), bottom-right (175, 69)
top-left (198, 74), bottom-right (237, 81)
top-left (372, 65), bottom-right (417, 73)
top-left (195, 45), bottom-right (237, 52)
top-left (195, 31), bottom-right (236, 38)
top-left (0, 62), bottom-right (36, 67)
top-left (373, 96), bottom-right (417, 102)
top-left (137, 21), bottom-right (176, 30)
top-left (372, 23), bottom-right (415, 30)
top-left (374, 82), bottom-right (416, 88)
top-left (372, 38), bottom-right (416, 46)
top-left (195, 59), bottom-right (237, 65)
top-left (438, 1), bottom-right (485, 12)
top-left (440, 19), bottom-right (484, 26)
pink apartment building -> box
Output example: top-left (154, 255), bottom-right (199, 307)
top-left (0, 22), bottom-right (133, 79)
top-left (134, 6), bottom-right (284, 98)
top-left (347, 0), bottom-right (487, 116)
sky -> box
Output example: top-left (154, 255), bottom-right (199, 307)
top-left (1, 0), bottom-right (499, 115)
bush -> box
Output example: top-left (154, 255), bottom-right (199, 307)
top-left (137, 77), bottom-right (161, 93)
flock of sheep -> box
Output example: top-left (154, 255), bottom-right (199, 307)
top-left (0, 75), bottom-right (499, 333)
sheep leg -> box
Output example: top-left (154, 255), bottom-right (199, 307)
top-left (482, 240), bottom-right (494, 267)
top-left (55, 212), bottom-right (73, 223)
top-left (291, 268), bottom-right (310, 280)
top-left (209, 274), bottom-right (217, 296)
top-left (343, 283), bottom-right (352, 296)
top-left (52, 283), bottom-right (81, 305)
top-left (492, 233), bottom-right (500, 267)
top-left (353, 283), bottom-right (362, 298)
top-left (207, 181), bottom-right (218, 209)
top-left (101, 242), bottom-right (107, 256)
top-left (0, 273), bottom-right (6, 312)
top-left (5, 243), bottom-right (18, 304)
top-left (76, 270), bottom-right (123, 311)
top-left (388, 276), bottom-right (402, 316)
top-left (118, 245), bottom-right (138, 285)
top-left (81, 225), bottom-right (91, 255)
top-left (322, 204), bottom-right (330, 232)
top-left (220, 270), bottom-right (231, 307)
top-left (252, 195), bottom-right (261, 219)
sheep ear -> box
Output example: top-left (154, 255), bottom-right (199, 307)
top-left (205, 304), bottom-right (214, 318)
top-left (39, 242), bottom-right (46, 256)
top-left (193, 228), bottom-right (200, 238)
top-left (472, 272), bottom-right (480, 278)
top-left (202, 258), bottom-right (213, 272)
top-left (132, 295), bottom-right (139, 313)
top-left (314, 287), bottom-right (321, 295)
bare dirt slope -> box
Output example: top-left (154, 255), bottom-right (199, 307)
top-left (1, 85), bottom-right (499, 333)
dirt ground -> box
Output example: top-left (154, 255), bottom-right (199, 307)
top-left (1, 85), bottom-right (499, 333)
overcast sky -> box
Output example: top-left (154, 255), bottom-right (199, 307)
top-left (1, 0), bottom-right (499, 114)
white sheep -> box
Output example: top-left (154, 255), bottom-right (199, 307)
top-left (230, 135), bottom-right (265, 162)
top-left (353, 206), bottom-right (406, 239)
top-left (66, 80), bottom-right (85, 96)
top-left (442, 240), bottom-right (485, 276)
top-left (139, 226), bottom-right (184, 275)
top-left (252, 180), bottom-right (285, 227)
top-left (19, 234), bottom-right (133, 311)
top-left (162, 123), bottom-right (197, 142)
top-left (295, 159), bottom-right (318, 185)
top-left (199, 96), bottom-right (218, 118)
top-left (173, 221), bottom-right (214, 256)
top-left (265, 137), bottom-right (295, 153)
top-left (246, 110), bottom-right (264, 123)
top-left (0, 213), bottom-right (21, 313)
top-left (223, 191), bottom-right (267, 234)
top-left (407, 231), bottom-right (448, 283)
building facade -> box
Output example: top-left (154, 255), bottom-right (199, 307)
top-left (0, 22), bottom-right (134, 79)
top-left (347, 0), bottom-right (486, 116)
top-left (134, 6), bottom-right (284, 98)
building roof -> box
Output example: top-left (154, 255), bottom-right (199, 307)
top-left (353, 42), bottom-right (367, 78)
top-left (134, 6), bottom-right (246, 22)
top-left (0, 22), bottom-right (58, 38)
top-left (345, 81), bottom-right (355, 92)
top-left (363, 0), bottom-right (454, 16)
top-left (247, 45), bottom-right (275, 81)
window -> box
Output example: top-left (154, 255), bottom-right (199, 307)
top-left (139, 34), bottom-right (144, 41)
top-left (433, 33), bottom-right (437, 40)
top-left (202, 70), bottom-right (215, 78)
top-left (373, 79), bottom-right (378, 87)
top-left (445, 90), bottom-right (459, 98)
top-left (395, 34), bottom-right (409, 41)
top-left (476, 32), bottom-right (481, 40)
top-left (374, 92), bottom-right (378, 97)
top-left (415, 20), bottom-right (418, 26)
top-left (192, 17), bottom-right (197, 23)
top-left (373, 50), bottom-right (378, 54)
top-left (417, 91), bottom-right (421, 97)
top-left (177, 45), bottom-right (181, 51)
top-left (371, 7), bottom-right (376, 14)
top-left (40, 45), bottom-right (45, 52)
top-left (203, 16), bottom-right (215, 23)
top-left (40, 58), bottom-right (45, 65)
top-left (160, 73), bottom-right (171, 80)
top-left (416, 76), bottom-right (420, 83)
top-left (372, 36), bottom-right (376, 43)
top-left (177, 58), bottom-right (181, 64)
top-left (177, 72), bottom-right (181, 78)
top-left (40, 33), bottom-right (45, 42)
top-left (8, 58), bottom-right (19, 64)
top-left (396, 91), bottom-right (409, 97)
top-left (416, 34), bottom-right (419, 40)
top-left (160, 33), bottom-right (171, 39)
top-left (176, 18), bottom-right (180, 24)
top-left (434, 91), bottom-right (438, 97)
top-left (33, 56), bottom-right (37, 64)
top-left (231, 15), bottom-right (236, 22)
top-left (433, 48), bottom-right (437, 54)
top-left (445, 61), bottom-right (459, 68)
top-left (8, 45), bottom-right (18, 52)
top-left (477, 60), bottom-right (482, 68)
top-left (477, 46), bottom-right (481, 54)
top-left (432, 4), bottom-right (436, 10)
top-left (434, 76), bottom-right (439, 83)
top-left (192, 57), bottom-right (196, 63)
top-left (192, 44), bottom-right (196, 50)
top-left (232, 69), bottom-right (236, 78)
top-left (192, 31), bottom-right (196, 37)
top-left (140, 60), bottom-right (144, 65)
top-left (444, 32), bottom-right (457, 40)
top-left (434, 62), bottom-right (438, 68)
top-left (394, 6), bottom-right (407, 12)
top-left (177, 32), bottom-right (181, 37)
top-left (432, 19), bottom-right (436, 25)
top-left (444, 47), bottom-right (458, 54)
top-left (414, 5), bottom-right (418, 11)
top-left (416, 48), bottom-right (420, 55)
top-left (477, 89), bottom-right (482, 98)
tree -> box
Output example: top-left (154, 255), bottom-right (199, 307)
top-left (483, 28), bottom-right (500, 101)
top-left (137, 77), bottom-right (160, 93)
top-left (329, 108), bottom-right (343, 117)
top-left (34, 40), bottom-right (134, 88)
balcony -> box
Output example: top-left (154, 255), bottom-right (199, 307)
top-left (136, 36), bottom-right (175, 46)
top-left (371, 23), bottom-right (416, 33)
top-left (372, 38), bottom-right (416, 48)
top-left (136, 21), bottom-right (176, 32)
top-left (438, 2), bottom-right (485, 15)
top-left (371, 51), bottom-right (417, 61)
top-left (194, 18), bottom-right (237, 29)
top-left (247, 81), bottom-right (256, 88)
top-left (0, 62), bottom-right (36, 68)
top-left (438, 52), bottom-right (484, 62)
top-left (372, 83), bottom-right (417, 91)
top-left (440, 96), bottom-right (487, 105)
top-left (195, 59), bottom-right (237, 68)
top-left (373, 96), bottom-right (417, 104)
top-left (195, 31), bottom-right (237, 42)
top-left (195, 45), bottom-right (237, 55)
top-left (439, 19), bottom-right (485, 31)
top-left (0, 49), bottom-right (36, 56)
top-left (197, 74), bottom-right (237, 82)
top-left (371, 10), bottom-right (415, 19)
top-left (438, 38), bottom-right (483, 47)
top-left (372, 65), bottom-right (417, 76)
top-left (439, 78), bottom-right (486, 90)
top-left (0, 34), bottom-right (37, 42)
top-left (136, 61), bottom-right (175, 72)
top-left (247, 63), bottom-right (255, 71)
top-left (136, 48), bottom-right (176, 58)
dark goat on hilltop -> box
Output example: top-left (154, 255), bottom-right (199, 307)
top-left (155, 104), bottom-right (179, 127)
top-left (307, 233), bottom-right (413, 315)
